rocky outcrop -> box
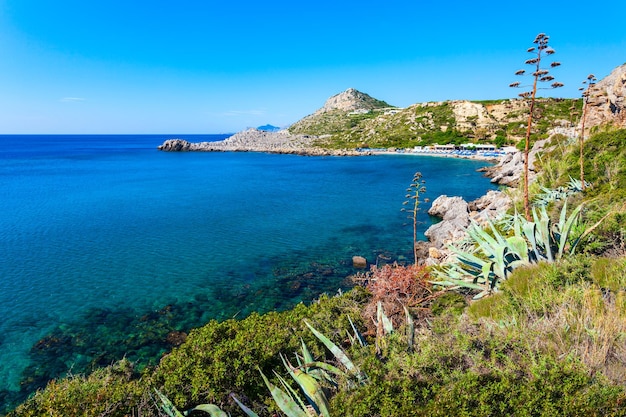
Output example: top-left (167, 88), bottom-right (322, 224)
top-left (315, 88), bottom-right (391, 114)
top-left (451, 101), bottom-right (497, 131)
top-left (158, 129), bottom-right (367, 156)
top-left (158, 139), bottom-right (205, 151)
top-left (424, 196), bottom-right (470, 249)
top-left (468, 190), bottom-right (513, 224)
top-left (352, 256), bottom-right (368, 269)
top-left (482, 138), bottom-right (551, 187)
top-left (584, 63), bottom-right (626, 129)
top-left (420, 191), bottom-right (512, 266)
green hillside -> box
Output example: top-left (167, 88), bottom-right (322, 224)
top-left (289, 97), bottom-right (582, 150)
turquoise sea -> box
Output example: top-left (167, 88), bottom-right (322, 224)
top-left (0, 134), bottom-right (496, 411)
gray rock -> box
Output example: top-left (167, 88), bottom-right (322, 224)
top-left (468, 190), bottom-right (512, 224)
top-left (427, 195), bottom-right (470, 223)
top-left (584, 63), bottom-right (626, 130)
top-left (424, 195), bottom-right (470, 249)
top-left (421, 190), bottom-right (512, 264)
top-left (157, 129), bottom-right (367, 156)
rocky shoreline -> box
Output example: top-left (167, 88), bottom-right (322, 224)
top-left (158, 128), bottom-right (366, 156)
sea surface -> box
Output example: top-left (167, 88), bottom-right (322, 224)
top-left (0, 134), bottom-right (497, 410)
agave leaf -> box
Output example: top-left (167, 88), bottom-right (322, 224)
top-left (300, 338), bottom-right (315, 373)
top-left (491, 244), bottom-right (508, 284)
top-left (512, 211), bottom-right (523, 239)
top-left (259, 369), bottom-right (308, 417)
top-left (469, 218), bottom-right (507, 253)
top-left (486, 217), bottom-right (508, 247)
top-left (346, 330), bottom-right (356, 346)
top-left (473, 289), bottom-right (491, 300)
top-left (304, 320), bottom-right (364, 382)
top-left (522, 221), bottom-right (541, 261)
top-left (348, 315), bottom-right (367, 347)
top-left (430, 277), bottom-right (485, 290)
top-left (189, 404), bottom-right (229, 417)
top-left (448, 245), bottom-right (488, 271)
top-left (230, 394), bottom-right (260, 417)
top-left (300, 361), bottom-right (342, 386)
top-left (431, 264), bottom-right (486, 290)
top-left (558, 203), bottom-right (583, 257)
top-left (534, 206), bottom-right (554, 262)
top-left (290, 367), bottom-right (330, 417)
top-left (467, 222), bottom-right (500, 257)
top-left (506, 235), bottom-right (529, 262)
top-left (299, 339), bottom-right (339, 384)
top-left (481, 261), bottom-right (494, 288)
top-left (276, 372), bottom-right (311, 415)
top-left (377, 301), bottom-right (394, 335)
top-left (403, 304), bottom-right (415, 350)
top-left (153, 389), bottom-right (185, 417)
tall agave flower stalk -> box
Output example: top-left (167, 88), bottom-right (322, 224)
top-left (578, 74), bottom-right (597, 190)
top-left (509, 33), bottom-right (563, 221)
top-left (402, 172), bottom-right (427, 264)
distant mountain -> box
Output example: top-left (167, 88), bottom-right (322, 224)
top-left (289, 88), bottom-right (394, 135)
top-left (315, 88), bottom-right (392, 114)
top-left (257, 124), bottom-right (281, 132)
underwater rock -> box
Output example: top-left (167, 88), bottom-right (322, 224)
top-left (352, 256), bottom-right (367, 269)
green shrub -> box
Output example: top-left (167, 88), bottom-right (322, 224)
top-left (330, 325), bottom-right (626, 417)
top-left (590, 257), bottom-right (626, 292)
top-left (9, 359), bottom-right (148, 417)
top-left (153, 290), bottom-right (365, 413)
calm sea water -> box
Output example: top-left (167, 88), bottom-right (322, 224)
top-left (0, 134), bottom-right (496, 410)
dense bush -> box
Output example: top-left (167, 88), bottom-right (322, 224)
top-left (330, 322), bottom-right (626, 416)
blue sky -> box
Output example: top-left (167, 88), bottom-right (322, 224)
top-left (1, 0), bottom-right (625, 134)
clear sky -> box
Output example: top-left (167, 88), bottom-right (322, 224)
top-left (1, 0), bottom-right (625, 134)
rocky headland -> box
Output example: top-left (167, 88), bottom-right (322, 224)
top-left (158, 128), bottom-right (366, 156)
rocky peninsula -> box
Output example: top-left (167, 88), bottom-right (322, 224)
top-left (158, 128), bottom-right (367, 156)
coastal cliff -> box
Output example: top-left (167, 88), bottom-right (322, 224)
top-left (584, 62), bottom-right (626, 129)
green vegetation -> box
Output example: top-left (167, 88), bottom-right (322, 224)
top-left (288, 98), bottom-right (581, 151)
top-left (434, 201), bottom-right (586, 298)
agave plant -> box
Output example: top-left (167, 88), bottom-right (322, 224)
top-left (435, 202), bottom-right (585, 298)
top-left (534, 176), bottom-right (591, 206)
top-left (304, 320), bottom-right (367, 384)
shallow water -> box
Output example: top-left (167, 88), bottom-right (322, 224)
top-left (0, 134), bottom-right (496, 410)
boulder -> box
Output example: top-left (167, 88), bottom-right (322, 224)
top-left (428, 195), bottom-right (470, 223)
top-left (352, 256), bottom-right (367, 269)
top-left (468, 190), bottom-right (512, 223)
top-left (158, 139), bottom-right (193, 151)
top-left (425, 195), bottom-right (471, 249)
top-left (428, 247), bottom-right (442, 259)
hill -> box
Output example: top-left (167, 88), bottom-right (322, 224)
top-left (288, 88), bottom-right (394, 135)
top-left (288, 89), bottom-right (580, 150)
top-left (292, 63), bottom-right (626, 149)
